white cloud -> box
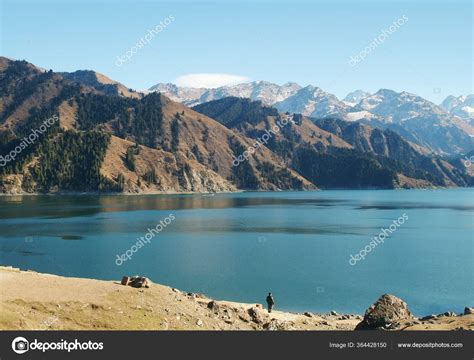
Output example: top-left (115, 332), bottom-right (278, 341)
top-left (173, 73), bottom-right (250, 88)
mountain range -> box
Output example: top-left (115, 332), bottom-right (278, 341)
top-left (440, 94), bottom-right (474, 121)
top-left (151, 81), bottom-right (474, 155)
top-left (0, 57), bottom-right (472, 194)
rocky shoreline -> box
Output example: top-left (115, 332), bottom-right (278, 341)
top-left (0, 266), bottom-right (472, 331)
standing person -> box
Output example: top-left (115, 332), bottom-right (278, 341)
top-left (266, 292), bottom-right (274, 313)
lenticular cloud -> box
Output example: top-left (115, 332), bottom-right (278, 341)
top-left (173, 73), bottom-right (250, 88)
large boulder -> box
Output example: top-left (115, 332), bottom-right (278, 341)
top-left (355, 294), bottom-right (413, 330)
top-left (128, 276), bottom-right (150, 288)
top-left (207, 300), bottom-right (219, 311)
top-left (248, 307), bottom-right (265, 324)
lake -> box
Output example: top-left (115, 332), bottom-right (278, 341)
top-left (0, 189), bottom-right (473, 316)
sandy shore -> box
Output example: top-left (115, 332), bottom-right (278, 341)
top-left (0, 266), bottom-right (472, 331)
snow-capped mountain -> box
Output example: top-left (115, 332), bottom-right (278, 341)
top-left (149, 81), bottom-right (301, 107)
top-left (349, 89), bottom-right (474, 154)
top-left (353, 89), bottom-right (448, 124)
top-left (148, 83), bottom-right (207, 107)
top-left (273, 85), bottom-right (348, 119)
top-left (343, 90), bottom-right (370, 106)
top-left (150, 81), bottom-right (349, 119)
top-left (441, 95), bottom-right (464, 112)
top-left (440, 95), bottom-right (474, 122)
top-left (149, 81), bottom-right (474, 154)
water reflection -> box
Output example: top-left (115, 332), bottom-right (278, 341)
top-left (1, 191), bottom-right (473, 220)
top-left (0, 194), bottom-right (348, 219)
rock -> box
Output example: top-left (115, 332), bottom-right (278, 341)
top-left (187, 292), bottom-right (205, 299)
top-left (464, 307), bottom-right (474, 315)
top-left (383, 322), bottom-right (398, 330)
top-left (263, 319), bottom-right (294, 331)
top-left (355, 294), bottom-right (413, 330)
top-left (221, 308), bottom-right (234, 321)
top-left (127, 276), bottom-right (150, 288)
top-left (255, 304), bottom-right (262, 309)
top-left (420, 314), bottom-right (436, 321)
top-left (196, 319), bottom-right (203, 327)
top-left (442, 311), bottom-right (456, 317)
top-left (238, 314), bottom-right (249, 322)
top-left (330, 310), bottom-right (339, 316)
top-left (207, 301), bottom-right (220, 312)
top-left (121, 276), bottom-right (129, 285)
top-left (303, 312), bottom-right (313, 318)
top-left (248, 307), bottom-right (264, 324)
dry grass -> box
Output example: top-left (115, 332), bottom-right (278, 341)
top-left (1, 267), bottom-right (472, 331)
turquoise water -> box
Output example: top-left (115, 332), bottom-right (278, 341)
top-left (0, 189), bottom-right (473, 316)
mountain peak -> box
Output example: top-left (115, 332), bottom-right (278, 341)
top-left (59, 69), bottom-right (141, 99)
top-left (375, 88), bottom-right (399, 98)
top-left (252, 80), bottom-right (272, 86)
top-left (343, 90), bottom-right (370, 104)
top-left (440, 94), bottom-right (474, 121)
top-left (282, 81), bottom-right (302, 88)
top-left (150, 80), bottom-right (302, 107)
top-left (301, 84), bottom-right (324, 94)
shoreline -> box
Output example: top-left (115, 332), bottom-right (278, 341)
top-left (0, 187), bottom-right (468, 197)
top-left (0, 189), bottom-right (243, 197)
top-left (1, 266), bottom-right (472, 331)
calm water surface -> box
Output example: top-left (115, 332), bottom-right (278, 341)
top-left (0, 189), bottom-right (473, 315)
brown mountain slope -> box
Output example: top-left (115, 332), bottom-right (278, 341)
top-left (193, 98), bottom-right (473, 188)
top-left (192, 98), bottom-right (352, 152)
top-left (91, 94), bottom-right (315, 191)
top-left (100, 135), bottom-right (236, 193)
top-left (313, 118), bottom-right (471, 187)
top-left (234, 113), bottom-right (352, 150)
top-left (1, 58), bottom-right (471, 193)
top-left (60, 70), bottom-right (142, 99)
top-left (0, 58), bottom-right (314, 193)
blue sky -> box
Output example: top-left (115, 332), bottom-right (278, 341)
top-left (0, 0), bottom-right (472, 102)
